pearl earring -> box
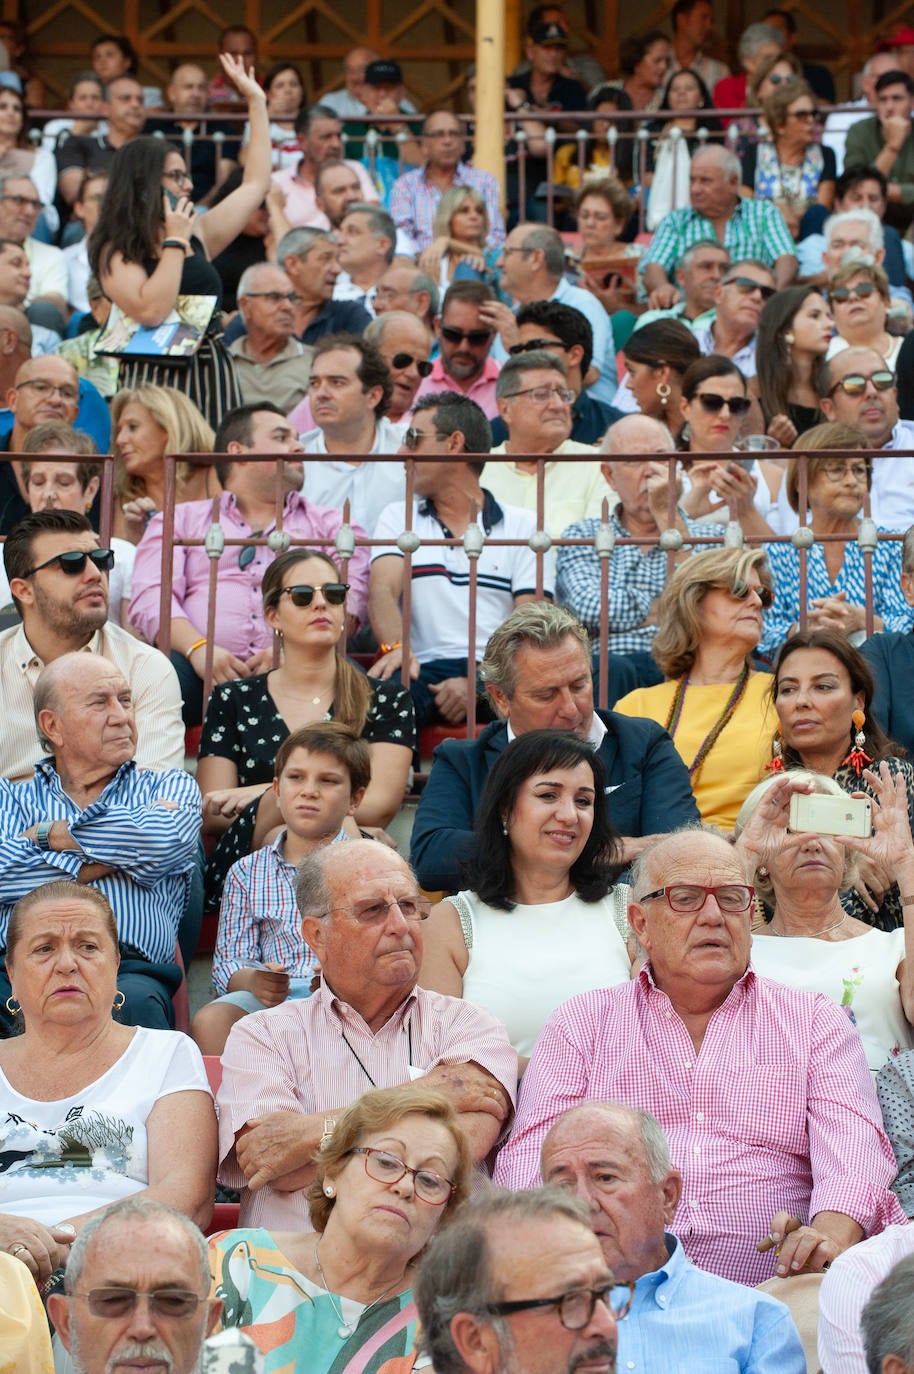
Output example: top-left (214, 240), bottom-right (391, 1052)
top-left (324, 1184), bottom-right (335, 1197)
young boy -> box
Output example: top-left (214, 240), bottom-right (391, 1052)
top-left (192, 721), bottom-right (371, 1054)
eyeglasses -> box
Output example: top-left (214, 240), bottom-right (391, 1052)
top-left (423, 127), bottom-right (462, 139)
top-left (503, 385), bottom-right (575, 404)
top-left (829, 282), bottom-right (878, 304)
top-left (321, 894), bottom-right (432, 923)
top-left (693, 392), bottom-right (752, 416)
top-left (1, 193), bottom-right (40, 209)
top-left (726, 580), bottom-right (774, 608)
top-left (721, 276), bottom-right (776, 301)
top-left (819, 460), bottom-right (869, 482)
top-left (502, 246), bottom-right (535, 256)
top-left (788, 107), bottom-right (819, 119)
top-left (73, 1288), bottom-right (206, 1320)
top-left (485, 1284), bottom-right (635, 1329)
top-left (162, 168), bottom-right (192, 185)
top-left (766, 72), bottom-right (787, 84)
top-left (440, 325), bottom-right (493, 346)
top-left (25, 548), bottom-right (114, 577)
top-left (278, 582), bottom-right (349, 606)
top-left (509, 338), bottom-right (570, 355)
top-left (390, 352), bottom-right (433, 376)
top-left (244, 290), bottom-right (296, 303)
top-left (15, 379), bottom-right (79, 402)
top-left (639, 883), bottom-right (755, 913)
top-left (403, 426), bottom-right (449, 450)
top-left (827, 370), bottom-right (895, 396)
top-left (347, 1147), bottom-right (456, 1205)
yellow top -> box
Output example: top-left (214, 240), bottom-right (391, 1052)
top-left (554, 144), bottom-right (614, 189)
top-left (0, 1253), bottom-right (54, 1374)
top-left (487, 440), bottom-right (613, 536)
top-left (615, 672), bottom-right (774, 830)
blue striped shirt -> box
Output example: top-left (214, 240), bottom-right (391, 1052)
top-left (0, 760), bottom-right (201, 962)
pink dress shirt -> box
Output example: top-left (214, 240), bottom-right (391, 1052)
top-left (216, 979), bottom-right (518, 1230)
top-left (270, 159), bottom-right (379, 229)
top-left (413, 356), bottom-right (501, 420)
top-left (128, 490), bottom-right (369, 659)
top-left (493, 964), bottom-right (907, 1286)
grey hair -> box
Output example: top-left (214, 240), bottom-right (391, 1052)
top-left (824, 207), bottom-right (884, 254)
top-left (277, 226), bottom-right (334, 263)
top-left (733, 770), bottom-right (860, 901)
top-left (363, 309), bottom-right (431, 350)
top-left (495, 349), bottom-right (566, 399)
top-left (738, 21), bottom-right (783, 62)
top-left (517, 225), bottom-right (566, 278)
top-left (64, 1198), bottom-right (210, 1294)
top-left (680, 238), bottom-right (730, 270)
top-left (236, 262), bottom-right (287, 303)
top-left (411, 270), bottom-right (440, 317)
top-left (903, 525), bottom-right (914, 576)
top-left (862, 1253), bottom-right (914, 1374)
top-left (480, 602), bottom-right (590, 697)
top-left (34, 652), bottom-right (123, 755)
top-left (416, 1187), bottom-right (592, 1374)
top-left (628, 824), bottom-right (734, 899)
top-left (343, 202), bottom-right (397, 265)
top-left (691, 143), bottom-right (741, 182)
top-left (0, 171), bottom-right (38, 201)
top-left (542, 1102), bottom-right (673, 1184)
top-left (294, 846), bottom-right (333, 919)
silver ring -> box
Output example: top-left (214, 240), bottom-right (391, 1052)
top-left (8, 1243), bottom-right (27, 1256)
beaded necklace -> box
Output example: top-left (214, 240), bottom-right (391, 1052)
top-left (663, 664), bottom-right (750, 785)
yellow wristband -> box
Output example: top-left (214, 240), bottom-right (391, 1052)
top-left (185, 638), bottom-right (207, 659)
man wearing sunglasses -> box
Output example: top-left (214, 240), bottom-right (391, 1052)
top-left (364, 309), bottom-right (434, 422)
top-left (540, 1103), bottom-right (806, 1372)
top-left (693, 259), bottom-right (776, 377)
top-left (230, 262), bottom-right (312, 415)
top-left (49, 1198), bottom-right (221, 1374)
top-left (413, 279), bottom-right (502, 420)
top-left (416, 1189), bottom-right (618, 1374)
top-left (129, 402), bottom-right (370, 725)
top-left (819, 345), bottom-right (914, 529)
top-left (496, 826), bottom-right (905, 1287)
top-left (0, 508), bottom-right (183, 783)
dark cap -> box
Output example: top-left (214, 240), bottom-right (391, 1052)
top-left (530, 21), bottom-right (569, 45)
top-left (364, 59), bottom-right (403, 85)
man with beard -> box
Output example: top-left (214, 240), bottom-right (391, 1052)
top-left (415, 1187), bottom-right (619, 1374)
top-left (48, 1198), bottom-right (220, 1374)
top-left (0, 509), bottom-right (183, 781)
top-left (413, 280), bottom-right (502, 419)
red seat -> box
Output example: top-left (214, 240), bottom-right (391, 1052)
top-left (184, 726), bottom-right (202, 758)
top-left (203, 1054), bottom-right (223, 1095)
top-left (418, 722), bottom-right (486, 759)
top-left (202, 1056), bottom-right (239, 1234)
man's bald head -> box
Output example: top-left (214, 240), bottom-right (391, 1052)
top-left (602, 414), bottom-right (675, 455)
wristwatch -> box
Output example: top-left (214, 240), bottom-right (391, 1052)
top-left (35, 820), bottom-right (54, 851)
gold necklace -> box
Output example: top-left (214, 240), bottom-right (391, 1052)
top-left (769, 912), bottom-right (848, 938)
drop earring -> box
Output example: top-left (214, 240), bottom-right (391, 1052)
top-left (841, 708), bottom-right (872, 777)
top-left (656, 381), bottom-right (671, 409)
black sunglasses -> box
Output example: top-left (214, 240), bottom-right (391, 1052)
top-left (694, 392), bottom-right (752, 416)
top-left (722, 276), bottom-right (777, 301)
top-left (26, 548), bottom-right (114, 577)
top-left (729, 580), bottom-right (774, 608)
top-left (278, 582), bottom-right (349, 607)
top-left (390, 352), bottom-right (433, 376)
top-left (508, 337), bottom-right (570, 355)
top-left (440, 325), bottom-right (493, 346)
top-left (829, 282), bottom-right (878, 304)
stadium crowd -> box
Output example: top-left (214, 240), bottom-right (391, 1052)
top-left (8, 6), bottom-right (914, 1373)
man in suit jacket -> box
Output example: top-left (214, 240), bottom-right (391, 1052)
top-left (410, 602), bottom-right (699, 892)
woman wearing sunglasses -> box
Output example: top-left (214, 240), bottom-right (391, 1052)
top-left (615, 547), bottom-right (775, 828)
top-left (827, 261), bottom-right (903, 371)
top-left (197, 547), bottom-right (415, 908)
top-left (210, 1084), bottom-right (472, 1374)
top-left (756, 422), bottom-right (911, 662)
top-left (740, 78), bottom-right (835, 240)
top-left (677, 356), bottom-right (776, 539)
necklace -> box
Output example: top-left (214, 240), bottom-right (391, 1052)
top-left (769, 912), bottom-right (848, 938)
top-left (312, 1242), bottom-right (402, 1339)
top-left (664, 664), bottom-right (750, 785)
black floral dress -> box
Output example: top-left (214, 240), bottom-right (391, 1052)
top-left (199, 673), bottom-right (416, 908)
top-left (835, 756), bottom-right (914, 932)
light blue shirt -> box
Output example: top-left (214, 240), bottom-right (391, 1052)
top-left (618, 1234), bottom-right (806, 1373)
top-left (491, 276), bottom-right (617, 403)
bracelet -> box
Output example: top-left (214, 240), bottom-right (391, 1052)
top-left (319, 1116), bottom-right (336, 1149)
top-left (185, 638), bottom-right (208, 659)
top-left (163, 238), bottom-right (190, 252)
top-left (379, 641), bottom-right (402, 654)
top-left (903, 895), bottom-right (914, 907)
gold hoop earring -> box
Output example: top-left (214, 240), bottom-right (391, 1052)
top-left (656, 381), bottom-right (671, 408)
top-left (5, 997), bottom-right (20, 1015)
top-left (112, 991), bottom-right (126, 1011)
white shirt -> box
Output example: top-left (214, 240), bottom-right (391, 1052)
top-left (24, 238), bottom-right (66, 306)
top-left (823, 98), bottom-right (871, 176)
top-left (819, 1224), bottom-right (914, 1373)
top-left (300, 417), bottom-right (407, 533)
top-left (871, 419), bottom-right (914, 530)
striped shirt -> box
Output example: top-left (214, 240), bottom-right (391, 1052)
top-left (218, 980), bottom-right (518, 1230)
top-left (818, 1225), bottom-right (914, 1374)
top-left (0, 759), bottom-right (201, 963)
top-left (388, 161), bottom-right (506, 253)
top-left (212, 829), bottom-right (345, 996)
top-left (641, 199), bottom-right (797, 279)
top-left (493, 964), bottom-right (906, 1286)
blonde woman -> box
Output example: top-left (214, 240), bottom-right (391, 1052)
top-left (111, 384), bottom-right (217, 543)
top-left (827, 261), bottom-right (902, 370)
top-left (615, 546), bottom-right (774, 828)
top-left (418, 186), bottom-right (497, 291)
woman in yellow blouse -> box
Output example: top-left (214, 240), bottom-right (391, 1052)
top-left (615, 547), bottom-right (773, 829)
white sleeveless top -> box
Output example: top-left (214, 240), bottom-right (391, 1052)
top-left (454, 888), bottom-right (632, 1057)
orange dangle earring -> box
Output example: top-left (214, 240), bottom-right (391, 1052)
top-left (766, 734), bottom-right (785, 773)
top-left (841, 709), bottom-right (872, 777)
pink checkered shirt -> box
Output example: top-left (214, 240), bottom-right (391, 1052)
top-left (493, 964), bottom-right (906, 1286)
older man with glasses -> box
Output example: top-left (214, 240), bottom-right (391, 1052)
top-left (495, 826), bottom-right (906, 1286)
top-left (217, 839), bottom-right (516, 1230)
top-left (230, 262), bottom-right (313, 413)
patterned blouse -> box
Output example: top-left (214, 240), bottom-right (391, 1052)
top-left (199, 672), bottom-right (415, 907)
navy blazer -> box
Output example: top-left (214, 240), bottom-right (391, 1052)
top-left (410, 709), bottom-right (699, 892)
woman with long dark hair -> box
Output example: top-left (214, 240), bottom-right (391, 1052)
top-left (618, 318), bottom-right (700, 434)
top-left (88, 52), bottom-right (270, 427)
top-left (419, 729), bottom-right (629, 1065)
top-left (753, 284), bottom-right (832, 447)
